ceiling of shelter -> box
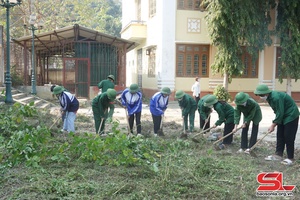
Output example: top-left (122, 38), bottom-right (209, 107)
top-left (13, 24), bottom-right (137, 56)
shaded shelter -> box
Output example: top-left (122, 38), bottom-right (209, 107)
top-left (13, 24), bottom-right (137, 99)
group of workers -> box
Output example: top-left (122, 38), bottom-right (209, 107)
top-left (175, 84), bottom-right (299, 166)
top-left (50, 75), bottom-right (299, 166)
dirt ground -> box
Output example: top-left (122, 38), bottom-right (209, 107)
top-left (50, 100), bottom-right (300, 150)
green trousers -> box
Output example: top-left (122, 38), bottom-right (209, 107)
top-left (92, 105), bottom-right (106, 134)
top-left (183, 107), bottom-right (196, 132)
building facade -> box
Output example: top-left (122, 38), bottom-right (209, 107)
top-left (121, 0), bottom-right (300, 101)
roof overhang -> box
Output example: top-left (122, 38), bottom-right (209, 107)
top-left (13, 24), bottom-right (138, 56)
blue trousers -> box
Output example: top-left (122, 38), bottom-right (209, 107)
top-left (63, 111), bottom-right (77, 132)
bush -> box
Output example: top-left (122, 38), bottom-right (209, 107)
top-left (213, 85), bottom-right (231, 102)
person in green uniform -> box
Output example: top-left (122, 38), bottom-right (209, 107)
top-left (175, 90), bottom-right (197, 134)
top-left (92, 88), bottom-right (117, 135)
top-left (198, 94), bottom-right (212, 131)
top-left (233, 92), bottom-right (262, 153)
top-left (97, 75), bottom-right (115, 94)
top-left (254, 84), bottom-right (299, 165)
top-left (204, 95), bottom-right (234, 149)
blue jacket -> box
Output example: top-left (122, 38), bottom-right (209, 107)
top-left (59, 91), bottom-right (79, 112)
top-left (121, 88), bottom-right (142, 116)
top-left (150, 92), bottom-right (169, 116)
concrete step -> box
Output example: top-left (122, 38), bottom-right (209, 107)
top-left (19, 96), bottom-right (35, 104)
top-left (12, 93), bottom-right (27, 99)
top-left (33, 99), bottom-right (43, 107)
top-left (38, 102), bottom-right (51, 109)
top-left (11, 89), bottom-right (19, 95)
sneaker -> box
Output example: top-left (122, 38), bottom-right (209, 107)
top-left (264, 155), bottom-right (282, 161)
top-left (244, 149), bottom-right (250, 154)
top-left (237, 148), bottom-right (245, 153)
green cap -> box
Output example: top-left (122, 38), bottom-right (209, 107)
top-left (175, 90), bottom-right (185, 99)
top-left (234, 92), bottom-right (249, 105)
top-left (129, 84), bottom-right (139, 93)
top-left (161, 87), bottom-right (171, 95)
top-left (254, 84), bottom-right (272, 95)
top-left (107, 89), bottom-right (117, 100)
top-left (107, 75), bottom-right (115, 81)
top-left (52, 86), bottom-right (64, 95)
top-left (204, 95), bottom-right (218, 107)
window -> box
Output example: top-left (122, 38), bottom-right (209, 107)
top-left (147, 47), bottom-right (156, 77)
top-left (149, 0), bottom-right (156, 18)
top-left (177, 0), bottom-right (200, 10)
top-left (240, 47), bottom-right (258, 78)
top-left (176, 44), bottom-right (209, 77)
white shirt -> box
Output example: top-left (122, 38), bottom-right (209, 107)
top-left (191, 81), bottom-right (200, 97)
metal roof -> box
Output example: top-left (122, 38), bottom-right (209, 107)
top-left (13, 24), bottom-right (137, 55)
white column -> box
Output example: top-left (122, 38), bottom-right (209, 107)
top-left (156, 0), bottom-right (176, 91)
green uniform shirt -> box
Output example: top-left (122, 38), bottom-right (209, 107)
top-left (92, 92), bottom-right (115, 118)
top-left (234, 98), bottom-right (262, 125)
top-left (97, 79), bottom-right (115, 93)
top-left (178, 94), bottom-right (197, 116)
top-left (213, 101), bottom-right (234, 126)
top-left (198, 94), bottom-right (212, 120)
top-left (267, 91), bottom-right (299, 125)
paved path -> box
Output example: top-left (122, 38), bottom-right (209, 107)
top-left (77, 101), bottom-right (300, 149)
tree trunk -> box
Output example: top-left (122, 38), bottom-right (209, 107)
top-left (286, 75), bottom-right (292, 96)
top-left (223, 72), bottom-right (229, 90)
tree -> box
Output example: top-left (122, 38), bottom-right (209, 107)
top-left (276, 0), bottom-right (300, 95)
top-left (203, 0), bottom-right (275, 90)
top-left (0, 0), bottom-right (122, 38)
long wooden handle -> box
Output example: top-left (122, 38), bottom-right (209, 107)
top-left (191, 126), bottom-right (214, 139)
top-left (213, 126), bottom-right (243, 145)
top-left (124, 107), bottom-right (131, 134)
top-left (160, 115), bottom-right (164, 129)
top-left (97, 118), bottom-right (105, 135)
top-left (249, 131), bottom-right (271, 151)
top-left (50, 115), bottom-right (61, 129)
top-left (97, 109), bottom-right (107, 135)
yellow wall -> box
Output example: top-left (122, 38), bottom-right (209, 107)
top-left (275, 79), bottom-right (300, 91)
top-left (264, 46), bottom-right (275, 80)
top-left (176, 10), bottom-right (210, 43)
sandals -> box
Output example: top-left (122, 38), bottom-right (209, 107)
top-left (264, 155), bottom-right (282, 161)
top-left (281, 158), bottom-right (293, 166)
